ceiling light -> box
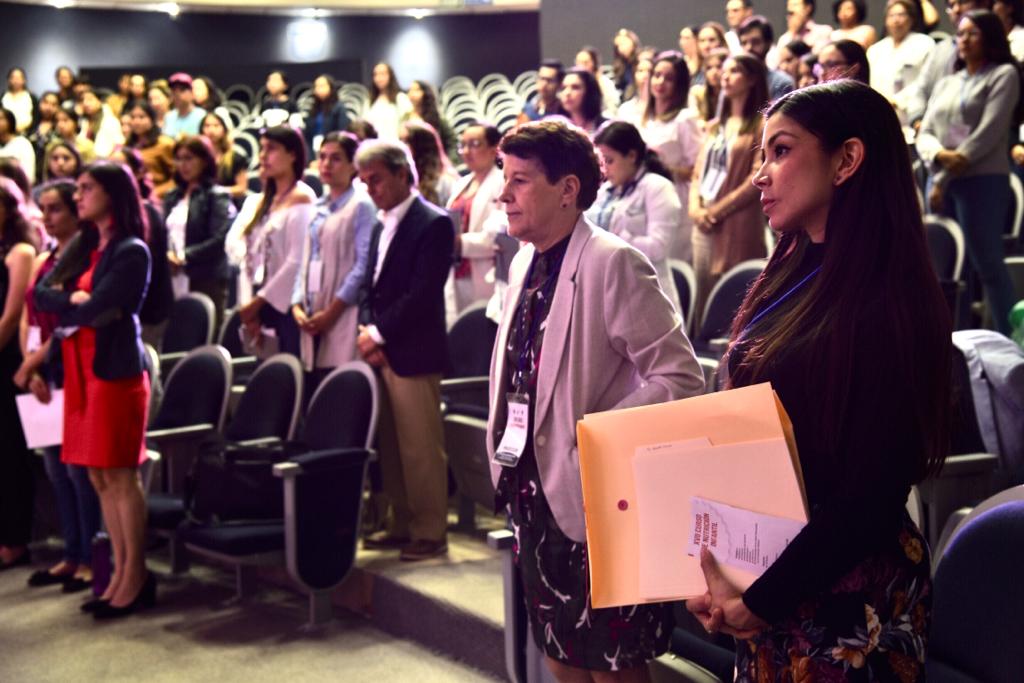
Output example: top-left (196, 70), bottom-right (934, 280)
top-left (406, 8), bottom-right (430, 20)
top-left (157, 2), bottom-right (180, 17)
top-left (49, 0), bottom-right (74, 8)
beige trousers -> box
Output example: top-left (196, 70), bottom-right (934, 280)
top-left (376, 366), bottom-right (448, 542)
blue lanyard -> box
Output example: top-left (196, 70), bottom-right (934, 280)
top-left (512, 250), bottom-right (564, 393)
top-left (741, 265), bottom-right (821, 339)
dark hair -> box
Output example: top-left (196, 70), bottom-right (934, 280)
top-left (722, 54), bottom-right (770, 131)
top-left (832, 0), bottom-right (867, 23)
top-left (348, 118), bottom-right (378, 140)
top-left (0, 179), bottom-right (33, 255)
top-left (37, 178), bottom-right (78, 217)
top-left (738, 14), bottom-right (776, 45)
top-left (885, 0), bottom-right (922, 28)
top-left (126, 101), bottom-right (161, 148)
top-left (0, 158), bottom-right (31, 199)
top-left (310, 74), bottom-right (338, 115)
top-left (730, 80), bottom-right (950, 476)
top-left (784, 39), bottom-right (812, 59)
top-left (116, 145), bottom-right (153, 200)
top-left (401, 120), bottom-right (452, 206)
top-left (267, 70), bottom-right (289, 91)
top-left (696, 47), bottom-right (731, 121)
top-left (43, 140), bottom-right (83, 181)
top-left (593, 120), bottom-right (672, 181)
top-left (1000, 0), bottom-right (1024, 25)
top-left (644, 51), bottom-right (691, 124)
top-left (370, 62), bottom-right (400, 103)
top-left (499, 119), bottom-right (601, 210)
top-left (467, 120), bottom-right (502, 147)
top-left (172, 135), bottom-right (217, 186)
top-left (959, 9), bottom-right (1024, 122)
top-left (409, 80), bottom-right (446, 139)
top-left (320, 130), bottom-right (360, 164)
top-left (821, 39), bottom-right (871, 84)
top-left (6, 67), bottom-right (25, 84)
top-left (562, 68), bottom-right (604, 124)
top-left (539, 59), bottom-right (566, 82)
top-left (243, 126), bottom-right (306, 235)
top-left (0, 108), bottom-right (15, 135)
top-left (54, 107), bottom-right (79, 136)
top-left (577, 45), bottom-right (602, 70)
top-left (612, 29), bottom-right (641, 94)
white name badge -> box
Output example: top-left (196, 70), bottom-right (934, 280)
top-left (307, 259), bottom-right (324, 295)
top-left (253, 264), bottom-right (266, 288)
top-left (26, 325), bottom-right (42, 353)
top-left (493, 393), bottom-right (529, 467)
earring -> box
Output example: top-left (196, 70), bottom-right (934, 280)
top-left (561, 203), bottom-right (568, 209)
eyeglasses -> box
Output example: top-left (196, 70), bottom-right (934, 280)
top-left (458, 140), bottom-right (486, 152)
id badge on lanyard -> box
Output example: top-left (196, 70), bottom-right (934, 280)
top-left (494, 392), bottom-right (530, 467)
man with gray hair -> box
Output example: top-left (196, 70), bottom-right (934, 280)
top-left (355, 139), bottom-right (454, 561)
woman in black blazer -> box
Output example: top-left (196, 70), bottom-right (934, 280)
top-left (34, 162), bottom-right (155, 619)
top-left (162, 135), bottom-right (236, 331)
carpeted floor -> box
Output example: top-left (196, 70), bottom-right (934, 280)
top-left (0, 548), bottom-right (500, 683)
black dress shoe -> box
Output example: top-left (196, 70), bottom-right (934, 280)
top-left (28, 570), bottom-right (73, 587)
top-left (80, 597), bottom-right (110, 613)
top-left (62, 577), bottom-right (92, 594)
top-left (94, 572), bottom-right (156, 620)
top-left (0, 551), bottom-right (31, 571)
top-left (362, 531), bottom-right (411, 550)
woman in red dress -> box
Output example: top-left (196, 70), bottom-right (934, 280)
top-left (34, 162), bottom-right (154, 619)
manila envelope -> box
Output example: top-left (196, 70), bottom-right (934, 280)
top-left (576, 382), bottom-right (807, 609)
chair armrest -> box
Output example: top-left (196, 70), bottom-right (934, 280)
top-left (487, 529), bottom-right (514, 551)
top-left (441, 376), bottom-right (490, 393)
top-left (935, 452), bottom-right (999, 478)
top-left (273, 462), bottom-right (301, 479)
top-left (230, 355), bottom-right (258, 373)
top-left (158, 351), bottom-right (187, 377)
top-left (231, 436), bottom-right (285, 449)
top-left (146, 423), bottom-right (216, 445)
top-left (706, 338), bottom-right (730, 357)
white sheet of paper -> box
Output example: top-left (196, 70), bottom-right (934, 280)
top-left (631, 436), bottom-right (805, 600)
top-left (26, 325), bottom-right (42, 354)
top-left (687, 496), bottom-right (806, 574)
top-left (16, 389), bottom-right (64, 448)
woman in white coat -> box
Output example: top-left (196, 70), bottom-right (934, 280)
top-left (444, 121), bottom-right (509, 326)
top-left (587, 120), bottom-right (683, 315)
top-left (227, 126), bottom-right (315, 357)
top-left (291, 132), bottom-right (377, 389)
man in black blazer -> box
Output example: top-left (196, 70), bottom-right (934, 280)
top-left (355, 140), bottom-right (454, 561)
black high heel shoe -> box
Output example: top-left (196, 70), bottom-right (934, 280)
top-left (93, 572), bottom-right (156, 620)
top-left (80, 597), bottom-right (110, 613)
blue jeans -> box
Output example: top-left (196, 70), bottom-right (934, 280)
top-left (942, 174), bottom-right (1017, 335)
top-left (41, 447), bottom-right (101, 565)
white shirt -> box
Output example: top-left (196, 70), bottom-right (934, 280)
top-left (1, 91), bottom-right (33, 133)
top-left (868, 33), bottom-right (936, 117)
top-left (0, 135), bottom-right (35, 184)
top-left (1010, 25), bottom-right (1024, 63)
top-left (367, 189), bottom-right (418, 345)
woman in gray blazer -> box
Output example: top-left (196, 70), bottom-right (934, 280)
top-left (487, 120), bottom-right (704, 682)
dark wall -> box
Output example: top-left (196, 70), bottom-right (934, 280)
top-left (539, 0), bottom-right (952, 67)
top-left (0, 3), bottom-right (540, 92)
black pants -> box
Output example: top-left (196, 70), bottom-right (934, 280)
top-left (259, 305), bottom-right (300, 358)
top-left (0, 352), bottom-right (34, 547)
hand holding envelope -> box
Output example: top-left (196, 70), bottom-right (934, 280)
top-left (576, 382), bottom-right (809, 609)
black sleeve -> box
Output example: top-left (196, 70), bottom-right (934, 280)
top-left (60, 242), bottom-right (151, 328)
top-left (374, 214), bottom-right (454, 342)
top-left (742, 312), bottom-right (921, 623)
top-left (184, 189), bottom-right (235, 264)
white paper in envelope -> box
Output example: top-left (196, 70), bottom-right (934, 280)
top-left (16, 390), bottom-right (64, 449)
top-left (631, 436), bottom-right (807, 600)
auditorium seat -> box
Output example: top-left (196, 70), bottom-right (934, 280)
top-left (218, 307), bottom-right (259, 387)
top-left (178, 361), bottom-right (376, 624)
top-left (669, 258), bottom-right (696, 334)
top-left (925, 214), bottom-right (967, 327)
top-left (691, 259), bottom-right (766, 358)
top-left (928, 496), bottom-right (1024, 683)
top-left (1006, 173), bottom-right (1022, 253)
top-left (160, 292), bottom-right (216, 376)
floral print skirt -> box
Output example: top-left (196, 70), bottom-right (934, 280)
top-left (735, 513), bottom-right (931, 683)
top-left (497, 445), bottom-right (672, 672)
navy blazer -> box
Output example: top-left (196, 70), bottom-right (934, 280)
top-left (359, 196), bottom-right (454, 377)
top-left (34, 235), bottom-right (151, 381)
top-left (161, 182), bottom-right (236, 282)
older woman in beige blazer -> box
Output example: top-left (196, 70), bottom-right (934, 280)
top-left (486, 120), bottom-right (703, 683)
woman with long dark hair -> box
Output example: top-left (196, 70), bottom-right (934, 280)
top-left (0, 177), bottom-right (37, 570)
top-left (588, 120), bottom-right (683, 312)
top-left (686, 80), bottom-right (950, 681)
top-left (41, 141), bottom-right (81, 184)
top-left (641, 51), bottom-right (704, 262)
top-left (557, 67), bottom-right (606, 136)
top-left (302, 74), bottom-right (351, 158)
top-left (200, 109), bottom-right (249, 201)
top-left (366, 62), bottom-right (411, 140)
top-left (917, 9), bottom-right (1022, 334)
top-left (227, 126), bottom-right (315, 357)
top-left (34, 162), bottom-right (153, 619)
top-left (125, 101), bottom-right (175, 199)
top-left (163, 135), bottom-right (236, 331)
top-left (15, 180), bottom-right (99, 592)
top-left (404, 79), bottom-right (456, 160)
top-left (399, 120), bottom-right (459, 207)
top-left (2, 67), bottom-right (37, 135)
top-left (816, 39), bottom-right (872, 83)
top-left (690, 54), bottom-right (770, 318)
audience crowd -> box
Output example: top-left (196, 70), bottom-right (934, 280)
top-left (0, 0), bottom-right (1022, 680)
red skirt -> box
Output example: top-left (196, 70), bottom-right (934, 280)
top-left (61, 326), bottom-right (149, 469)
